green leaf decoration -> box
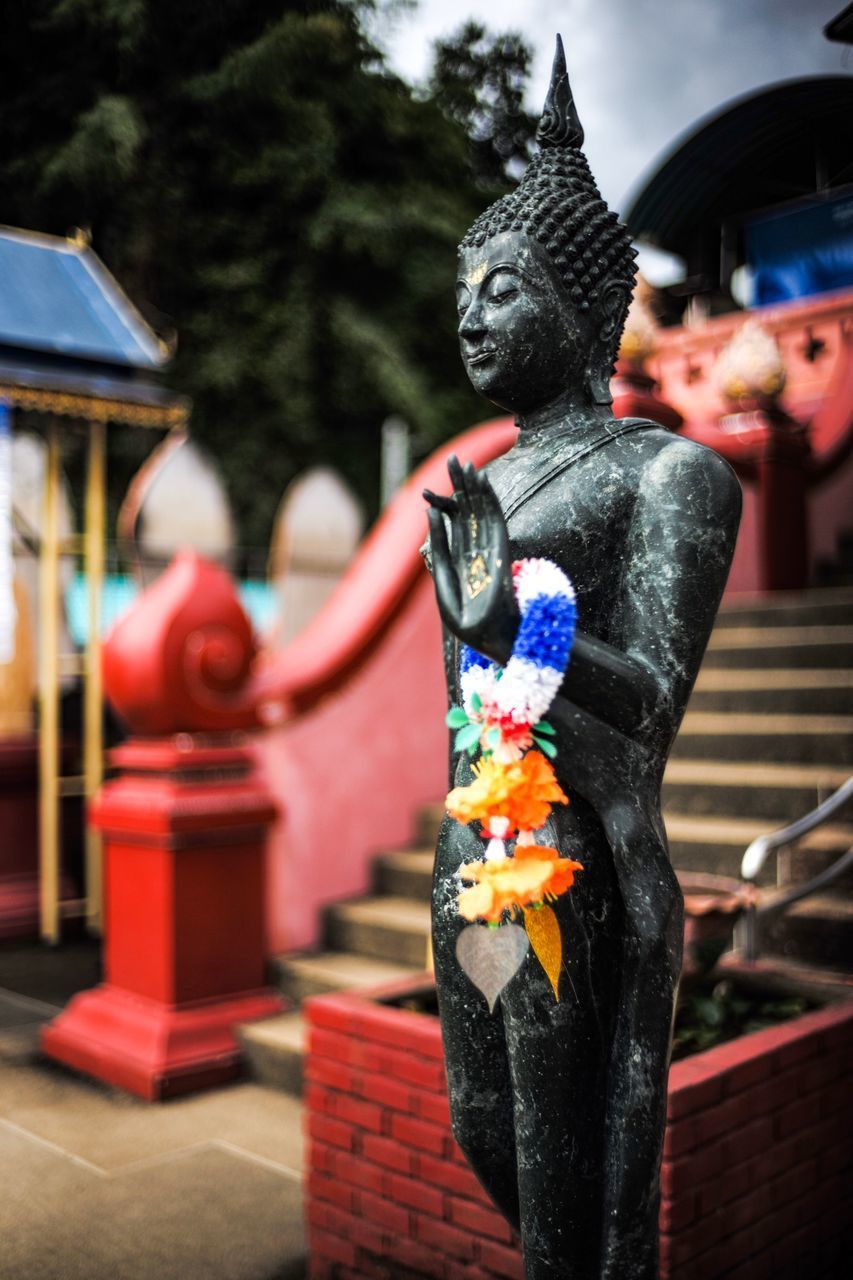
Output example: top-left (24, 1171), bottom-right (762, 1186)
top-left (533, 736), bottom-right (557, 759)
top-left (486, 727), bottom-right (501, 750)
top-left (470, 692), bottom-right (482, 713)
top-left (455, 724), bottom-right (482, 754)
top-left (446, 706), bottom-right (470, 728)
top-left (533, 720), bottom-right (556, 736)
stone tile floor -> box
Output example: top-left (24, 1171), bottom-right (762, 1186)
top-left (0, 957), bottom-right (306, 1280)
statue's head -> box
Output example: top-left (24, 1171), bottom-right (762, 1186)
top-left (456, 37), bottom-right (637, 416)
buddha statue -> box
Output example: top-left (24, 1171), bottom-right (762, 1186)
top-left (423, 37), bottom-right (741, 1279)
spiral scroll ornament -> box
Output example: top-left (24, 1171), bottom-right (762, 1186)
top-left (103, 550), bottom-right (260, 735)
top-left (182, 623), bottom-right (253, 709)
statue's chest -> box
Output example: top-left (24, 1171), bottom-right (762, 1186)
top-left (488, 450), bottom-right (640, 632)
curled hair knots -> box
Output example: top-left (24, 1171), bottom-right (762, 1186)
top-left (458, 35), bottom-right (637, 358)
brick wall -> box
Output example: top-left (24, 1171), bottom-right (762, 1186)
top-left (661, 1001), bottom-right (853, 1279)
top-left (304, 985), bottom-right (853, 1279)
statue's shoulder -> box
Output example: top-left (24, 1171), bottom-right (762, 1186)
top-left (629, 420), bottom-right (742, 518)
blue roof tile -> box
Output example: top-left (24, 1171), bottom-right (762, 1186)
top-left (0, 227), bottom-right (167, 370)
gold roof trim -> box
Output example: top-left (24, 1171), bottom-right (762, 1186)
top-left (0, 383), bottom-right (189, 429)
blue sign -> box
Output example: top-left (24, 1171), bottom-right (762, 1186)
top-left (746, 189), bottom-right (853, 305)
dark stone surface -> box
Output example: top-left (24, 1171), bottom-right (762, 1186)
top-left (425, 36), bottom-right (741, 1280)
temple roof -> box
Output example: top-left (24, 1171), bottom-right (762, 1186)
top-left (623, 76), bottom-right (853, 272)
top-left (0, 227), bottom-right (187, 427)
top-left (0, 226), bottom-right (168, 370)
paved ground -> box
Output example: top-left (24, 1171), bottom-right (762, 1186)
top-left (0, 946), bottom-right (306, 1280)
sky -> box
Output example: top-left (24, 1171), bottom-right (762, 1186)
top-left (375, 0), bottom-right (851, 280)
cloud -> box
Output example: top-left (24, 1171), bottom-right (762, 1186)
top-left (381, 0), bottom-right (849, 209)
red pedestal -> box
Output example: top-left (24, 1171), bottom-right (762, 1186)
top-left (41, 735), bottom-right (285, 1100)
top-left (0, 736), bottom-right (40, 939)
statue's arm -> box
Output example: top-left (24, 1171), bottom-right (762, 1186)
top-left (617, 439), bottom-right (742, 739)
top-left (548, 440), bottom-right (741, 804)
top-left (563, 443), bottom-right (740, 741)
top-left (556, 631), bottom-right (659, 738)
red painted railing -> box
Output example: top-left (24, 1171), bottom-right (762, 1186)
top-left (619, 288), bottom-right (853, 593)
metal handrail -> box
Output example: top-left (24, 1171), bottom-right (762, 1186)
top-left (739, 776), bottom-right (853, 962)
top-left (741, 777), bottom-right (853, 880)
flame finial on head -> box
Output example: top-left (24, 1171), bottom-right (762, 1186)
top-left (536, 35), bottom-right (584, 150)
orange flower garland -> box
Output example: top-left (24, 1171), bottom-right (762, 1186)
top-left (514, 843), bottom-right (584, 900)
top-left (458, 846), bottom-right (584, 923)
top-left (441, 557), bottom-right (583, 1009)
top-left (446, 749), bottom-right (569, 834)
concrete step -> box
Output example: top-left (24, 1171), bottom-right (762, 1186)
top-left (377, 820), bottom-right (853, 894)
top-left (662, 760), bottom-right (852, 823)
top-left (759, 894), bottom-right (853, 969)
top-left (718, 952), bottom-right (853, 1004)
top-left (715, 588), bottom-right (853, 629)
top-left (325, 895), bottom-right (431, 967)
top-left (416, 803), bottom-right (446, 847)
top-left (702, 625), bottom-right (853, 669)
top-left (237, 1011), bottom-right (305, 1095)
top-left (375, 849), bottom-right (434, 900)
top-left (674, 838), bottom-right (853, 893)
top-left (273, 949), bottom-right (418, 1005)
top-left (781, 844), bottom-right (853, 897)
top-left (688, 668), bottom-right (853, 715)
top-left (671, 712), bottom-right (853, 764)
top-left (665, 815), bottom-right (853, 883)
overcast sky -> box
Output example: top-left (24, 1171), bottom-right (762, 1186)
top-left (378, 0), bottom-right (850, 216)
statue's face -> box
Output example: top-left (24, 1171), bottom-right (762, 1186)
top-left (456, 231), bottom-right (593, 414)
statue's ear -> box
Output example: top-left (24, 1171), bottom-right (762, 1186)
top-left (599, 280), bottom-right (631, 345)
top-left (586, 280), bottom-right (632, 406)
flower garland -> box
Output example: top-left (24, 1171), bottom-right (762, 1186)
top-left (445, 558), bottom-right (582, 1009)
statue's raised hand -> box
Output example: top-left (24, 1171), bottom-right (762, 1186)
top-left (424, 455), bottom-right (520, 664)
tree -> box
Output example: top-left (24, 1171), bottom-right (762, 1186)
top-left (428, 21), bottom-right (537, 185)
top-left (0, 2), bottom-right (535, 554)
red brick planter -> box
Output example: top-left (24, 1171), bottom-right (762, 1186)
top-left (304, 979), bottom-right (853, 1279)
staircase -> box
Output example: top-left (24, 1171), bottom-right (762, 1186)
top-left (239, 587), bottom-right (853, 1093)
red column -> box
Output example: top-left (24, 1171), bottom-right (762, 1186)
top-left (755, 419), bottom-right (811, 592)
top-left (715, 399), bottom-right (811, 593)
top-left (41, 552), bottom-right (284, 1100)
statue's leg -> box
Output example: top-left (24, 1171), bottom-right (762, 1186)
top-left (433, 818), bottom-right (521, 1230)
top-left (599, 822), bottom-right (683, 1280)
top-left (501, 884), bottom-right (617, 1279)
